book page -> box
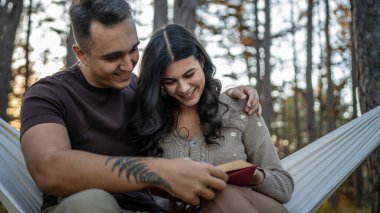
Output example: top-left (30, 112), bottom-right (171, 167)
top-left (216, 160), bottom-right (253, 172)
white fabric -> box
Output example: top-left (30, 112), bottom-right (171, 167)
top-left (283, 105), bottom-right (380, 213)
top-left (0, 106), bottom-right (379, 213)
top-left (0, 119), bottom-right (41, 213)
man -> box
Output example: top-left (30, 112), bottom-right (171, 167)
top-left (20, 0), bottom-right (261, 212)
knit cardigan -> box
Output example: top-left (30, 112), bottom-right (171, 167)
top-left (159, 94), bottom-right (294, 203)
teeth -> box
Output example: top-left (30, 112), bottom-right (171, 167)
top-left (115, 72), bottom-right (128, 76)
top-left (184, 89), bottom-right (194, 98)
top-left (115, 72), bottom-right (129, 78)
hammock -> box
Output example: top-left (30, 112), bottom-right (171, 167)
top-left (282, 105), bottom-right (380, 212)
top-left (0, 106), bottom-right (379, 213)
top-left (0, 119), bottom-right (41, 212)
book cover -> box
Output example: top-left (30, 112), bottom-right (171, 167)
top-left (217, 160), bottom-right (256, 186)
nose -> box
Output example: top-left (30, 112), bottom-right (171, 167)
top-left (178, 79), bottom-right (190, 94)
top-left (119, 54), bottom-right (134, 71)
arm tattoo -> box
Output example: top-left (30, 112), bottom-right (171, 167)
top-left (105, 157), bottom-right (172, 190)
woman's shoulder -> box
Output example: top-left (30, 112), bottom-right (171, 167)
top-left (218, 93), bottom-right (252, 130)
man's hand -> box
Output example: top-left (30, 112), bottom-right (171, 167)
top-left (150, 158), bottom-right (228, 206)
top-left (225, 85), bottom-right (262, 115)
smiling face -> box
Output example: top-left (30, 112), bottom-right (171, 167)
top-left (73, 18), bottom-right (140, 89)
top-left (162, 56), bottom-right (205, 109)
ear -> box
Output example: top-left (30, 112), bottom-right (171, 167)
top-left (72, 44), bottom-right (87, 65)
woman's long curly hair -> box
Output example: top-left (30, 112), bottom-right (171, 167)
top-left (130, 24), bottom-right (226, 156)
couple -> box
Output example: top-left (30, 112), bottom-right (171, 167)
top-left (20, 0), bottom-right (293, 212)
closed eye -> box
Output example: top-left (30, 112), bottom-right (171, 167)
top-left (101, 41), bottom-right (140, 61)
top-left (162, 79), bottom-right (176, 85)
top-left (131, 46), bottom-right (138, 53)
top-left (102, 52), bottom-right (123, 61)
top-left (184, 71), bottom-right (195, 78)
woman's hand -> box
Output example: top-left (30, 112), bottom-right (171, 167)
top-left (224, 85), bottom-right (262, 115)
top-left (251, 168), bottom-right (265, 186)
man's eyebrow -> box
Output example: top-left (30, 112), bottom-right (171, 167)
top-left (132, 41), bottom-right (141, 50)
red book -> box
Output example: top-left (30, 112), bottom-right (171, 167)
top-left (150, 160), bottom-right (256, 198)
top-left (217, 160), bottom-right (256, 186)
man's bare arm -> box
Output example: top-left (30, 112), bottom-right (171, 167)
top-left (21, 123), bottom-right (227, 205)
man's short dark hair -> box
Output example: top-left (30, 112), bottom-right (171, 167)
top-left (69, 0), bottom-right (133, 53)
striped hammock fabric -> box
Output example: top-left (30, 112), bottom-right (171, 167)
top-left (283, 105), bottom-right (380, 212)
top-left (0, 119), bottom-right (41, 212)
top-left (1, 105), bottom-right (379, 213)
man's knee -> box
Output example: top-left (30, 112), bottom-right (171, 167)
top-left (55, 189), bottom-right (121, 213)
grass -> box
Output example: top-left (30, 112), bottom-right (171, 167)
top-left (0, 203), bottom-right (7, 213)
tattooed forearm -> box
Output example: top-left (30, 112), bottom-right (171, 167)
top-left (105, 157), bottom-right (172, 190)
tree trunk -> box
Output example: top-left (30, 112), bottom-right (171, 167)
top-left (154, 0), bottom-right (168, 31)
top-left (63, 1), bottom-right (76, 67)
top-left (24, 0), bottom-right (33, 93)
top-left (173, 0), bottom-right (198, 33)
top-left (290, 0), bottom-right (302, 149)
top-left (352, 1), bottom-right (380, 212)
top-left (326, 3), bottom-right (338, 205)
top-left (254, 0), bottom-right (262, 95)
top-left (324, 0), bottom-right (335, 133)
top-left (349, 0), bottom-right (362, 208)
top-left (65, 27), bottom-right (77, 67)
top-left (349, 1), bottom-right (358, 121)
top-left (305, 0), bottom-right (316, 143)
top-left (317, 74), bottom-right (324, 137)
top-left (0, 0), bottom-right (23, 121)
top-left (262, 0), bottom-right (273, 134)
top-left (317, 11), bottom-right (325, 138)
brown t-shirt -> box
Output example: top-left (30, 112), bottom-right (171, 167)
top-left (20, 64), bottom-right (164, 212)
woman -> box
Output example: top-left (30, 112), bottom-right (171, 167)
top-left (131, 24), bottom-right (294, 213)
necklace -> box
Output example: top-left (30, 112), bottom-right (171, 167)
top-left (177, 126), bottom-right (190, 139)
top-left (177, 108), bottom-right (201, 140)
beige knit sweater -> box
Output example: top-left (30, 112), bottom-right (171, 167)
top-left (159, 94), bottom-right (294, 203)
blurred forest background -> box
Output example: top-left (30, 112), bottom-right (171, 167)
top-left (0, 0), bottom-right (379, 212)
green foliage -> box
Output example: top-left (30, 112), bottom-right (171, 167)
top-left (317, 200), bottom-right (371, 213)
